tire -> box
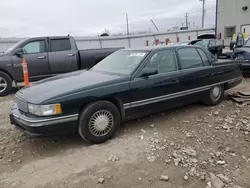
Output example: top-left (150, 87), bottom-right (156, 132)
top-left (78, 101), bottom-right (121, 144)
top-left (0, 72), bottom-right (13, 97)
top-left (203, 85), bottom-right (224, 106)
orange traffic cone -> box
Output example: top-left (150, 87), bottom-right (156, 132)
top-left (22, 58), bottom-right (30, 87)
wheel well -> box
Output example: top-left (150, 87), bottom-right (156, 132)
top-left (223, 83), bottom-right (229, 90)
top-left (79, 97), bottom-right (125, 121)
top-left (0, 69), bottom-right (13, 81)
top-left (104, 97), bottom-right (125, 121)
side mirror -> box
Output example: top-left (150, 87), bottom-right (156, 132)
top-left (14, 48), bottom-right (24, 56)
top-left (139, 68), bottom-right (158, 78)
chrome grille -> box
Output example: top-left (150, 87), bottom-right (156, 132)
top-left (16, 97), bottom-right (28, 113)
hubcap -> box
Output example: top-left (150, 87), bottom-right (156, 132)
top-left (89, 110), bottom-right (114, 137)
top-left (0, 77), bottom-right (7, 93)
top-left (211, 86), bottom-right (220, 99)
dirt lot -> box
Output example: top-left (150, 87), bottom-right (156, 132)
top-left (1, 79), bottom-right (250, 188)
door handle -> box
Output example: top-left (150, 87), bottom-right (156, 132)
top-left (37, 56), bottom-right (46, 59)
top-left (68, 53), bottom-right (75, 57)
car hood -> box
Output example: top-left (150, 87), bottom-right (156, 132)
top-left (16, 70), bottom-right (129, 104)
top-left (235, 47), bottom-right (250, 53)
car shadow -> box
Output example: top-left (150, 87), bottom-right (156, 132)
top-left (18, 102), bottom-right (213, 159)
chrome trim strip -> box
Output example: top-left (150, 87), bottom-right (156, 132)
top-left (13, 113), bottom-right (78, 124)
top-left (123, 76), bottom-right (243, 109)
top-left (123, 103), bottom-right (131, 109)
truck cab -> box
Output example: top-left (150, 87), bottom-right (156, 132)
top-left (0, 36), bottom-right (120, 96)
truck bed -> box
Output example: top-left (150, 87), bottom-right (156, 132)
top-left (78, 48), bottom-right (123, 70)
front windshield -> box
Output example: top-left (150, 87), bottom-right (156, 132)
top-left (5, 39), bottom-right (26, 53)
top-left (92, 50), bottom-right (148, 75)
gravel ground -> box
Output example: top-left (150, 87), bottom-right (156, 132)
top-left (1, 79), bottom-right (250, 188)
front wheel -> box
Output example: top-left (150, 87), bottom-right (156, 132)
top-left (78, 101), bottom-right (120, 144)
top-left (203, 85), bottom-right (224, 106)
top-left (0, 72), bottom-right (13, 97)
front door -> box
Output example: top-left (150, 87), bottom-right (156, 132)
top-left (127, 49), bottom-right (181, 118)
top-left (11, 38), bottom-right (51, 81)
top-left (48, 38), bottom-right (78, 75)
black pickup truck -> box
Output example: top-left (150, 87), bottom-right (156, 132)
top-left (10, 45), bottom-right (242, 144)
top-left (0, 36), bottom-right (121, 96)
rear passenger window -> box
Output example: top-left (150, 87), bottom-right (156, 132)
top-left (197, 49), bottom-right (211, 66)
top-left (178, 48), bottom-right (203, 69)
top-left (50, 39), bottom-right (71, 52)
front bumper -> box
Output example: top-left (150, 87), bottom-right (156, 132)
top-left (9, 103), bottom-right (78, 137)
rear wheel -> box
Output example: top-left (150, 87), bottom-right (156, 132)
top-left (203, 85), bottom-right (224, 106)
top-left (78, 101), bottom-right (120, 144)
top-left (0, 72), bottom-right (13, 96)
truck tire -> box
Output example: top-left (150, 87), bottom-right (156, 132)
top-left (78, 101), bottom-right (120, 144)
top-left (0, 72), bottom-right (13, 96)
top-left (203, 85), bottom-right (224, 106)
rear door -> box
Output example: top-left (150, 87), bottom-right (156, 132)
top-left (177, 47), bottom-right (211, 102)
top-left (11, 38), bottom-right (51, 81)
top-left (127, 49), bottom-right (182, 117)
top-left (48, 38), bottom-right (78, 74)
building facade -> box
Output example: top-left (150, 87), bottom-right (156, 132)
top-left (218, 0), bottom-right (250, 46)
top-left (0, 28), bottom-right (214, 52)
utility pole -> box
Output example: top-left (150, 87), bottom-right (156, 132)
top-left (126, 13), bottom-right (131, 48)
top-left (185, 13), bottom-right (189, 28)
top-left (126, 13), bottom-right (130, 35)
top-left (200, 0), bottom-right (205, 28)
top-left (215, 0), bottom-right (219, 37)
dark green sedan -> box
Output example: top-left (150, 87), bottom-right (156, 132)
top-left (10, 45), bottom-right (242, 144)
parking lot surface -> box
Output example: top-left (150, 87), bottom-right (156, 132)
top-left (0, 79), bottom-right (250, 188)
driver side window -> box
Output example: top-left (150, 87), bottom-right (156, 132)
top-left (145, 50), bottom-right (177, 74)
top-left (23, 40), bottom-right (46, 54)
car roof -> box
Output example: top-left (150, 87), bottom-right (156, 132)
top-left (120, 45), bottom-right (203, 52)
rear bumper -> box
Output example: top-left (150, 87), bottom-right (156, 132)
top-left (9, 103), bottom-right (78, 137)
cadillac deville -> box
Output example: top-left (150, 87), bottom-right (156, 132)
top-left (10, 45), bottom-right (243, 144)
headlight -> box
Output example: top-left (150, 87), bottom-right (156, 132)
top-left (28, 103), bottom-right (62, 116)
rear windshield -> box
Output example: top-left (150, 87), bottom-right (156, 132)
top-left (92, 50), bottom-right (148, 75)
top-left (194, 40), bottom-right (209, 47)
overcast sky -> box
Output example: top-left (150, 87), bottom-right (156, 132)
top-left (0, 0), bottom-right (216, 37)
